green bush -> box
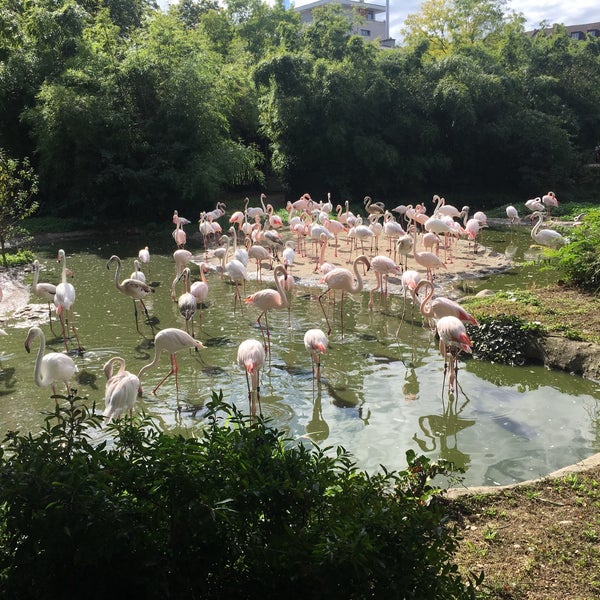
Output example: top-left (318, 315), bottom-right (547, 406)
top-left (0, 393), bottom-right (479, 599)
top-left (0, 249), bottom-right (35, 267)
top-left (555, 208), bottom-right (600, 293)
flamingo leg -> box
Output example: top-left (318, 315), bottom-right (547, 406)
top-left (339, 291), bottom-right (345, 338)
top-left (318, 290), bottom-right (332, 336)
top-left (152, 354), bottom-right (177, 395)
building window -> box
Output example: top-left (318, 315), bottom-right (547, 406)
top-left (366, 10), bottom-right (374, 20)
top-left (570, 31), bottom-right (583, 40)
top-left (360, 29), bottom-right (371, 37)
top-left (587, 29), bottom-right (599, 37)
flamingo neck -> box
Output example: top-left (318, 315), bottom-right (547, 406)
top-left (351, 258), bottom-right (366, 293)
top-left (274, 266), bottom-right (289, 308)
top-left (31, 329), bottom-right (46, 387)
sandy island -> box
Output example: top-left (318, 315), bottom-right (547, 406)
top-left (0, 227), bottom-right (512, 326)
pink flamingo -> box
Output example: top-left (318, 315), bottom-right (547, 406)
top-left (244, 265), bottom-right (289, 353)
top-left (304, 328), bottom-right (328, 386)
top-left (369, 255), bottom-right (401, 310)
top-left (415, 280), bottom-right (479, 331)
top-left (506, 205), bottom-right (520, 224)
top-left (176, 267), bottom-right (197, 336)
top-left (138, 327), bottom-right (205, 395)
top-left (323, 217), bottom-right (347, 257)
top-left (318, 255), bottom-right (371, 337)
top-left (246, 238), bottom-right (271, 281)
top-left (191, 262), bottom-right (209, 332)
top-left (237, 338), bottom-right (266, 416)
top-left (138, 246), bottom-right (150, 276)
top-left (412, 227), bottom-right (447, 281)
top-left (224, 258), bottom-right (248, 312)
top-left (436, 315), bottom-right (473, 391)
top-left (103, 357), bottom-right (140, 421)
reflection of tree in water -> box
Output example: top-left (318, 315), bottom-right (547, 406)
top-left (412, 385), bottom-right (475, 471)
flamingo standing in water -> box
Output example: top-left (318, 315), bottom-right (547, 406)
top-left (103, 357), bottom-right (140, 421)
top-left (107, 254), bottom-right (155, 332)
top-left (191, 262), bottom-right (210, 332)
top-left (237, 338), bottom-right (266, 416)
top-left (176, 267), bottom-right (197, 336)
top-left (55, 249), bottom-right (83, 353)
top-left (529, 211), bottom-right (568, 248)
top-left (415, 280), bottom-right (479, 331)
top-left (24, 326), bottom-right (78, 400)
top-left (31, 259), bottom-right (58, 333)
top-left (304, 328), bottom-right (328, 386)
top-left (138, 327), bottom-right (205, 395)
top-left (318, 255), bottom-right (371, 337)
top-left (506, 205), bottom-right (520, 224)
top-left (244, 265), bottom-right (289, 353)
top-left (138, 246), bottom-right (150, 276)
top-left (436, 315), bottom-right (473, 391)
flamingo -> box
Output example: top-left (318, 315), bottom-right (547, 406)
top-left (244, 265), bottom-right (289, 353)
top-left (383, 211), bottom-right (405, 260)
top-left (24, 326), bottom-right (77, 400)
top-left (55, 249), bottom-right (83, 353)
top-left (396, 269), bottom-right (422, 335)
top-left (436, 315), bottom-right (473, 390)
top-left (191, 262), bottom-right (209, 332)
top-left (138, 327), bottom-right (205, 395)
top-left (323, 217), bottom-right (347, 257)
top-left (102, 357), bottom-right (140, 421)
top-left (237, 338), bottom-right (266, 416)
top-left (246, 239), bottom-right (271, 281)
top-left (364, 195), bottom-right (385, 216)
top-left (525, 197), bottom-right (545, 220)
top-left (415, 280), bottom-right (479, 331)
top-left (412, 227), bottom-right (447, 281)
top-left (31, 259), bottom-right (57, 332)
top-left (530, 211), bottom-right (568, 248)
top-left (229, 226), bottom-right (249, 267)
top-left (214, 234), bottom-right (231, 278)
top-left (176, 267), bottom-right (197, 336)
top-left (318, 255), bottom-right (371, 337)
top-left (172, 213), bottom-right (188, 248)
top-left (432, 195), bottom-right (461, 219)
top-left (396, 232), bottom-right (414, 271)
top-left (506, 205), bottom-right (520, 224)
top-left (130, 259), bottom-right (146, 283)
top-left (138, 246), bottom-right (150, 276)
top-left (282, 240), bottom-right (296, 275)
top-left (224, 258), bottom-right (248, 311)
top-left (369, 255), bottom-right (401, 310)
top-left (245, 193), bottom-right (267, 220)
top-left (172, 247), bottom-right (192, 280)
top-left (542, 191), bottom-right (559, 215)
top-left (304, 328), bottom-right (328, 385)
top-left (309, 223), bottom-right (334, 268)
top-left (107, 255), bottom-right (155, 331)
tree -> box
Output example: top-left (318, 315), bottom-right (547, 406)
top-left (0, 149), bottom-right (38, 267)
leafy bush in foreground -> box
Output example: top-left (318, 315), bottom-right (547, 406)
top-left (0, 393), bottom-right (479, 600)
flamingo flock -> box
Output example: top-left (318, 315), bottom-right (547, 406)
top-left (15, 192), bottom-right (515, 423)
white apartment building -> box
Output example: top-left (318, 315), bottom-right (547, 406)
top-left (293, 0), bottom-right (395, 48)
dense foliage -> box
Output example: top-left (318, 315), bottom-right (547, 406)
top-left (0, 150), bottom-right (38, 267)
top-left (1, 0), bottom-right (599, 220)
top-left (0, 393), bottom-right (479, 599)
top-left (555, 208), bottom-right (600, 293)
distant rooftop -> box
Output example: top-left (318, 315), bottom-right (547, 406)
top-left (527, 21), bottom-right (600, 40)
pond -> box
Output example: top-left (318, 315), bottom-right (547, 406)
top-left (1, 223), bottom-right (599, 488)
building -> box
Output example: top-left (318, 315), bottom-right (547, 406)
top-left (293, 0), bottom-right (395, 48)
top-left (527, 22), bottom-right (600, 40)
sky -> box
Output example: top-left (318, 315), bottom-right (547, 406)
top-left (291, 1), bottom-right (600, 42)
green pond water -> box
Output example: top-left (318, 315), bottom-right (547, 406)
top-left (1, 224), bottom-right (599, 488)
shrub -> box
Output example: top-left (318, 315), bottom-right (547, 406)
top-left (0, 393), bottom-right (479, 599)
top-left (555, 208), bottom-right (600, 293)
top-left (468, 315), bottom-right (543, 365)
